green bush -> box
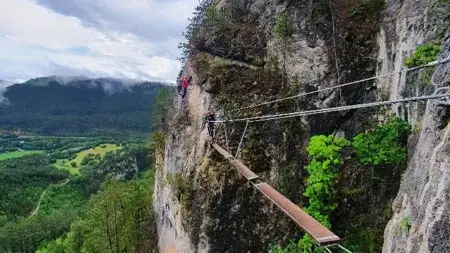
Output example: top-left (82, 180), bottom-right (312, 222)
top-left (149, 131), bottom-right (165, 157)
top-left (404, 42), bottom-right (441, 67)
top-left (342, 226), bottom-right (384, 253)
top-left (165, 173), bottom-right (194, 207)
top-left (398, 216), bottom-right (411, 233)
top-left (269, 241), bottom-right (300, 253)
top-left (352, 118), bottom-right (411, 166)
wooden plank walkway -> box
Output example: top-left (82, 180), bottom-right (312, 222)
top-left (255, 183), bottom-right (340, 245)
top-left (213, 144), bottom-right (259, 181)
top-left (212, 143), bottom-right (341, 246)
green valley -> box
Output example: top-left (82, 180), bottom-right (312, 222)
top-left (0, 84), bottom-right (172, 253)
top-left (0, 150), bottom-right (44, 161)
top-left (53, 143), bottom-right (122, 174)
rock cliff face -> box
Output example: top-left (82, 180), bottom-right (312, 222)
top-left (376, 0), bottom-right (450, 125)
top-left (154, 0), bottom-right (450, 252)
top-left (375, 0), bottom-right (450, 252)
top-left (381, 23), bottom-right (450, 253)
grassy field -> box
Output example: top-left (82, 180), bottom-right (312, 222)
top-left (0, 150), bottom-right (44, 161)
top-left (54, 144), bottom-right (121, 174)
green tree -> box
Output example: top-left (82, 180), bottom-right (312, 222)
top-left (38, 171), bottom-right (157, 253)
top-left (274, 12), bottom-right (294, 87)
top-left (179, 0), bottom-right (214, 62)
top-left (151, 88), bottom-right (173, 132)
top-left (298, 135), bottom-right (349, 252)
top-left (352, 118), bottom-right (411, 166)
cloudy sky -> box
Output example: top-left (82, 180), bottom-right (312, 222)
top-left (0, 0), bottom-right (198, 84)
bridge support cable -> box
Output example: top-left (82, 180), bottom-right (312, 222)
top-left (338, 244), bottom-right (354, 253)
top-left (223, 123), bottom-right (230, 150)
top-left (235, 121), bottom-right (249, 159)
top-left (231, 58), bottom-right (450, 112)
top-left (323, 246), bottom-right (333, 253)
top-left (213, 92), bottom-right (450, 124)
top-left (433, 87), bottom-right (450, 106)
top-left (212, 143), bottom-right (341, 246)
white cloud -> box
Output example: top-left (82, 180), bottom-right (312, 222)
top-left (0, 0), bottom-right (103, 51)
top-left (0, 0), bottom-right (198, 84)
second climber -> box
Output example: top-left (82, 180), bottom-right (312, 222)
top-left (204, 111), bottom-right (216, 138)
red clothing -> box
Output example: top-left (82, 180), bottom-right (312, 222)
top-left (182, 78), bottom-right (190, 88)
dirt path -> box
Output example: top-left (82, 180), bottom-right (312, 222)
top-left (30, 179), bottom-right (69, 217)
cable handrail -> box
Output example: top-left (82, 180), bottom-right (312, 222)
top-left (212, 93), bottom-right (450, 123)
top-left (231, 58), bottom-right (450, 112)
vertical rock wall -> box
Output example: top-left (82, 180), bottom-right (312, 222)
top-left (382, 26), bottom-right (450, 253)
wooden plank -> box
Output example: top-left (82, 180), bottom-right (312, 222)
top-left (212, 143), bottom-right (233, 159)
top-left (212, 144), bottom-right (259, 181)
top-left (229, 159), bottom-right (259, 181)
top-left (254, 183), bottom-right (341, 245)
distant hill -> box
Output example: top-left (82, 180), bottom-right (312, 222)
top-left (0, 76), bottom-right (173, 136)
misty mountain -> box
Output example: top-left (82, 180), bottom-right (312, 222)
top-left (0, 80), bottom-right (14, 105)
top-left (0, 80), bottom-right (14, 89)
top-left (0, 77), bottom-right (173, 136)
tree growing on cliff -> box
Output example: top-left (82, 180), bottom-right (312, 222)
top-left (179, 0), bottom-right (214, 62)
top-left (274, 12), bottom-right (294, 88)
top-left (151, 87), bottom-right (173, 132)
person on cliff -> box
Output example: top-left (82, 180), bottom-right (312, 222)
top-left (181, 75), bottom-right (193, 99)
top-left (204, 111), bottom-right (216, 138)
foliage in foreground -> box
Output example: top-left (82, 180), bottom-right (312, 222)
top-left (270, 135), bottom-right (349, 253)
top-left (0, 206), bottom-right (80, 253)
top-left (151, 87), bottom-right (173, 132)
top-left (37, 171), bottom-right (157, 253)
top-left (179, 0), bottom-right (214, 62)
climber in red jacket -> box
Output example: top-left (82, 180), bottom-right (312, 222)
top-left (181, 75), bottom-right (193, 99)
